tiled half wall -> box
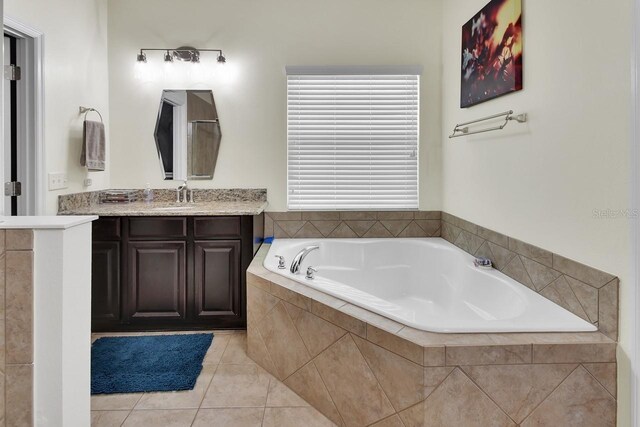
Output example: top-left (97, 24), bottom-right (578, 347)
top-left (246, 249), bottom-right (617, 426)
top-left (1, 229), bottom-right (35, 426)
top-left (440, 213), bottom-right (618, 341)
top-left (265, 211), bottom-right (442, 239)
top-left (265, 211), bottom-right (619, 341)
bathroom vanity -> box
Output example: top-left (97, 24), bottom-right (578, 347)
top-left (58, 190), bottom-right (266, 332)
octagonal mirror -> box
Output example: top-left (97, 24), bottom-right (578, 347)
top-left (154, 90), bottom-right (221, 180)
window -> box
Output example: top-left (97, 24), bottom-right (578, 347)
top-left (286, 66), bottom-right (420, 210)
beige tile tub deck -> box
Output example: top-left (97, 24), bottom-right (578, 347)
top-left (246, 245), bottom-right (618, 427)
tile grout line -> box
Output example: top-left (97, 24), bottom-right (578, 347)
top-left (280, 300), bottom-right (316, 361)
top-left (195, 362), bottom-right (219, 411)
top-left (187, 407), bottom-right (198, 427)
top-left (260, 393), bottom-right (268, 427)
top-left (518, 363), bottom-right (582, 425)
top-left (564, 275), bottom-right (598, 324)
top-left (350, 333), bottom-right (402, 419)
top-left (214, 333), bottom-right (232, 365)
top-left (459, 366), bottom-right (519, 425)
top-left (253, 323), bottom-right (281, 378)
top-left (581, 363), bottom-right (617, 401)
top-left (407, 365), bottom-right (458, 413)
top-left (118, 409), bottom-right (132, 427)
top-left (302, 346), bottom-right (347, 427)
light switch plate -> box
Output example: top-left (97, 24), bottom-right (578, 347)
top-left (48, 173), bottom-right (68, 191)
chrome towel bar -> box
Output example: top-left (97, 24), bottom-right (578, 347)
top-left (449, 110), bottom-right (527, 139)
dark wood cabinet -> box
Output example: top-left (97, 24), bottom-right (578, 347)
top-left (91, 214), bottom-right (263, 332)
top-left (193, 240), bottom-right (241, 323)
top-left (128, 241), bottom-right (187, 323)
top-left (91, 241), bottom-right (121, 329)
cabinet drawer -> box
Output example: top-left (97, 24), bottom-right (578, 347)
top-left (129, 217), bottom-right (187, 239)
top-left (93, 217), bottom-right (121, 240)
top-left (194, 217), bottom-right (241, 239)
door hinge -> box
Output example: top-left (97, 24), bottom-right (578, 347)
top-left (4, 182), bottom-right (21, 197)
top-left (4, 65), bottom-right (21, 81)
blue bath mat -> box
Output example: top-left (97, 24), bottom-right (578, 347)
top-left (91, 333), bottom-right (213, 394)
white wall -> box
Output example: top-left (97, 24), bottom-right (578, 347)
top-left (441, 1), bottom-right (633, 424)
top-left (5, 0), bottom-right (110, 214)
top-left (107, 0), bottom-right (443, 211)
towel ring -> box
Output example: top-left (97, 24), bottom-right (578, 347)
top-left (79, 106), bottom-right (103, 123)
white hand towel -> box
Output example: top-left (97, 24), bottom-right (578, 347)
top-left (81, 120), bottom-right (106, 171)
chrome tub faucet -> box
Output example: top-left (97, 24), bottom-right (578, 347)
top-left (474, 257), bottom-right (493, 269)
top-left (290, 245), bottom-right (320, 274)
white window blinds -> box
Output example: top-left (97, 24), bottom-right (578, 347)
top-left (287, 70), bottom-right (420, 210)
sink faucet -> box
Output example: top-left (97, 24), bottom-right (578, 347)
top-left (176, 180), bottom-right (193, 203)
top-left (290, 245), bottom-right (319, 274)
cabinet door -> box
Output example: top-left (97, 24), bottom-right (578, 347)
top-left (127, 241), bottom-right (186, 322)
top-left (91, 241), bottom-right (121, 330)
top-left (193, 240), bottom-right (241, 322)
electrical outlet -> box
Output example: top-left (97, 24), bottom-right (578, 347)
top-left (84, 178), bottom-right (93, 187)
top-left (48, 173), bottom-right (68, 191)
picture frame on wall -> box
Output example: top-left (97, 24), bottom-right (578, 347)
top-left (460, 0), bottom-right (523, 108)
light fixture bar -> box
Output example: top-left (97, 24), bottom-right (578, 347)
top-left (136, 47), bottom-right (225, 63)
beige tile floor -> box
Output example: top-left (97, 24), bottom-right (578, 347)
top-left (91, 330), bottom-right (336, 427)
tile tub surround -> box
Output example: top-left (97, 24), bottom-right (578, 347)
top-left (265, 211), bottom-right (442, 239)
top-left (58, 188), bottom-right (267, 214)
top-left (246, 246), bottom-right (617, 426)
top-left (440, 212), bottom-right (619, 341)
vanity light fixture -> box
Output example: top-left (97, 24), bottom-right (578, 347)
top-left (136, 46), bottom-right (225, 64)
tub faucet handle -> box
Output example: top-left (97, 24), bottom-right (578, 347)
top-left (305, 266), bottom-right (317, 280)
top-left (274, 255), bottom-right (286, 270)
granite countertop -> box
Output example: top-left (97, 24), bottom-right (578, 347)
top-left (58, 200), bottom-right (267, 216)
top-left (57, 188), bottom-right (268, 217)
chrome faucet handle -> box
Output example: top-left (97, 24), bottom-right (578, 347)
top-left (274, 255), bottom-right (286, 269)
top-left (176, 188), bottom-right (181, 203)
top-left (305, 266), bottom-right (317, 280)
top-left (189, 189), bottom-right (194, 203)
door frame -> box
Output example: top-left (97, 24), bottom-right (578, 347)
top-left (3, 16), bottom-right (45, 215)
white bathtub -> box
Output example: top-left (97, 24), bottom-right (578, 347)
top-left (263, 238), bottom-right (597, 333)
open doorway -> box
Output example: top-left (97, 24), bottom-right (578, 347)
top-left (3, 17), bottom-right (44, 216)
